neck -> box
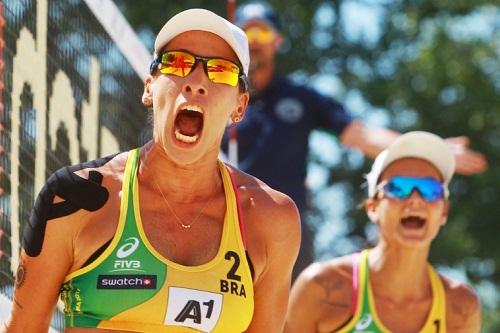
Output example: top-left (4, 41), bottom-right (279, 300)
top-left (138, 141), bottom-right (222, 203)
top-left (368, 243), bottom-right (431, 302)
top-left (250, 61), bottom-right (275, 94)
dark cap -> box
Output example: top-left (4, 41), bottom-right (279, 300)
top-left (236, 1), bottom-right (281, 31)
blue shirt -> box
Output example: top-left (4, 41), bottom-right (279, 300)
top-left (222, 74), bottom-right (352, 210)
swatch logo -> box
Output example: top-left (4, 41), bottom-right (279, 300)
top-left (97, 275), bottom-right (157, 289)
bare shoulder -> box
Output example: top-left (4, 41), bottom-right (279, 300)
top-left (231, 166), bottom-right (297, 210)
top-left (6, 150), bottom-right (136, 331)
top-left (227, 167), bottom-right (301, 332)
top-left (228, 165), bottom-right (300, 236)
top-left (296, 254), bottom-right (353, 289)
top-left (226, 166), bottom-right (300, 278)
top-left (24, 152), bottom-right (127, 246)
top-left (299, 255), bottom-right (353, 302)
top-left (72, 150), bottom-right (128, 181)
top-left (441, 274), bottom-right (481, 332)
top-left (287, 255), bottom-right (355, 332)
top-left (442, 275), bottom-right (481, 315)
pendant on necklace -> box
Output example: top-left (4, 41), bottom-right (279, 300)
top-left (181, 224), bottom-right (192, 229)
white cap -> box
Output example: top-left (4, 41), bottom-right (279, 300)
top-left (366, 131), bottom-right (455, 197)
top-left (153, 8), bottom-right (250, 76)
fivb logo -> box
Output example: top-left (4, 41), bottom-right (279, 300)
top-left (113, 237), bottom-right (143, 272)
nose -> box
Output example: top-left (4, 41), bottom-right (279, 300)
top-left (249, 42), bottom-right (263, 51)
top-left (182, 62), bottom-right (207, 96)
top-left (407, 189), bottom-right (426, 205)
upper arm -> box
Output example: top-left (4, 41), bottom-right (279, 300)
top-left (284, 264), bottom-right (325, 333)
top-left (311, 92), bottom-right (352, 135)
top-left (245, 191), bottom-right (301, 333)
top-left (446, 282), bottom-right (482, 333)
top-left (340, 120), bottom-right (399, 158)
top-left (6, 157), bottom-right (117, 331)
top-left (6, 219), bottom-right (74, 332)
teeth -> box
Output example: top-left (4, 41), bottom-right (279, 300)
top-left (174, 104), bottom-right (203, 144)
top-left (175, 129), bottom-right (199, 143)
top-left (181, 104), bottom-right (203, 113)
top-left (403, 214), bottom-right (425, 220)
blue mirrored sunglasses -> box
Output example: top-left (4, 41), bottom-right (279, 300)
top-left (376, 176), bottom-right (447, 201)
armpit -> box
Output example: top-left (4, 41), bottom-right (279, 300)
top-left (22, 154), bottom-right (117, 257)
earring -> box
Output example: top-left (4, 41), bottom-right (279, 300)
top-left (232, 115), bottom-right (241, 123)
top-left (142, 96), bottom-right (152, 106)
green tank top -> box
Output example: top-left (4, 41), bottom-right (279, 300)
top-left (335, 250), bottom-right (446, 333)
top-left (60, 149), bottom-right (254, 332)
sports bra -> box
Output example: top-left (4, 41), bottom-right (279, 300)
top-left (335, 250), bottom-right (446, 333)
top-left (60, 148), bottom-right (254, 332)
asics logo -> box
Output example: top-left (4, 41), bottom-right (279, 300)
top-left (116, 237), bottom-right (140, 258)
top-left (355, 313), bottom-right (373, 330)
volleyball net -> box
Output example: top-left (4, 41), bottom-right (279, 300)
top-left (0, 0), bottom-right (150, 330)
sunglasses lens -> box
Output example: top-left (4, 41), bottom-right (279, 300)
top-left (159, 51), bottom-right (195, 77)
top-left (206, 59), bottom-right (240, 86)
top-left (157, 51), bottom-right (242, 88)
top-left (418, 179), bottom-right (445, 201)
top-left (385, 179), bottom-right (410, 199)
top-left (244, 27), bottom-right (274, 44)
top-left (384, 177), bottom-right (444, 201)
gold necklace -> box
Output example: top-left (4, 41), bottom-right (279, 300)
top-left (142, 163), bottom-right (217, 230)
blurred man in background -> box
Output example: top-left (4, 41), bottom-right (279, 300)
top-left (222, 0), bottom-right (487, 280)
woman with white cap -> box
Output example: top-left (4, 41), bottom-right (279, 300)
top-left (285, 131), bottom-right (481, 333)
top-left (5, 8), bottom-right (300, 333)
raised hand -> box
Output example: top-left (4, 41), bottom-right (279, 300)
top-left (445, 136), bottom-right (488, 175)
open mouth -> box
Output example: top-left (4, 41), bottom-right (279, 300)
top-left (174, 105), bottom-right (204, 144)
top-left (401, 215), bottom-right (426, 229)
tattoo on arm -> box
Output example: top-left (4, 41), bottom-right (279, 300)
top-left (13, 297), bottom-right (24, 310)
top-left (313, 274), bottom-right (348, 309)
top-left (15, 262), bottom-right (26, 288)
top-left (314, 274), bottom-right (343, 298)
top-left (13, 262), bottom-right (26, 310)
top-left (452, 302), bottom-right (474, 318)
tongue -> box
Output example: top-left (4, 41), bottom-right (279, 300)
top-left (401, 217), bottom-right (425, 229)
top-left (176, 111), bottom-right (202, 136)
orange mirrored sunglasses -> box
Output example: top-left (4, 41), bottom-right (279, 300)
top-left (244, 26), bottom-right (276, 44)
top-left (150, 50), bottom-right (247, 89)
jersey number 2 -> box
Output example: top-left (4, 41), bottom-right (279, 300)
top-left (433, 320), bottom-right (440, 333)
top-left (225, 251), bottom-right (241, 281)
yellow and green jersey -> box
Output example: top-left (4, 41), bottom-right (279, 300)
top-left (61, 149), bottom-right (254, 332)
top-left (336, 250), bottom-right (446, 333)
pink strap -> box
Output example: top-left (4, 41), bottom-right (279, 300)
top-left (351, 252), bottom-right (361, 313)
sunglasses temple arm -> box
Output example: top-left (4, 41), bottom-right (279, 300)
top-left (149, 56), bottom-right (160, 74)
top-left (240, 74), bottom-right (249, 91)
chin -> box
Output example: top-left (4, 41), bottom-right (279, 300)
top-left (395, 235), bottom-right (433, 249)
top-left (167, 147), bottom-right (204, 166)
top-left (156, 138), bottom-right (202, 167)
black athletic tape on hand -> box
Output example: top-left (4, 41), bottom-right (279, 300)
top-left (22, 154), bottom-right (118, 257)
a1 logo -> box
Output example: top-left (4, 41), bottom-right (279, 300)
top-left (164, 287), bottom-right (223, 332)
